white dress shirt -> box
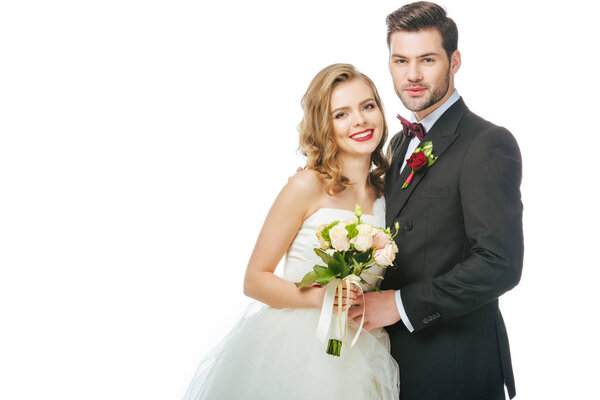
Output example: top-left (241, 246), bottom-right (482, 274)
top-left (394, 90), bottom-right (461, 332)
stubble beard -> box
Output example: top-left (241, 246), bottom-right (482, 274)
top-left (396, 68), bottom-right (450, 113)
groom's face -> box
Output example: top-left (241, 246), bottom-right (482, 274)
top-left (388, 29), bottom-right (459, 119)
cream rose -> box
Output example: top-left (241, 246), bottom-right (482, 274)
top-left (315, 224), bottom-right (331, 249)
top-left (351, 224), bottom-right (374, 252)
top-left (329, 224), bottom-right (350, 252)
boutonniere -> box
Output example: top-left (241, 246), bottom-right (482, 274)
top-left (402, 141), bottom-right (438, 189)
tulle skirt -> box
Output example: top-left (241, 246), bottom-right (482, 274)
top-left (183, 302), bottom-right (399, 400)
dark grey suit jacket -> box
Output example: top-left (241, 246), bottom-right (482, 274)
top-left (382, 98), bottom-right (523, 400)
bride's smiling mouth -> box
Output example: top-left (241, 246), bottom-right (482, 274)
top-left (349, 129), bottom-right (374, 142)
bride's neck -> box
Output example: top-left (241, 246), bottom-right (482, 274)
top-left (340, 155), bottom-right (372, 193)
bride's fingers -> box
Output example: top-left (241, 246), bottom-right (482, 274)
top-left (336, 287), bottom-right (359, 299)
top-left (333, 298), bottom-right (354, 309)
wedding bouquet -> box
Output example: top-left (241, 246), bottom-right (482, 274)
top-left (297, 204), bottom-right (399, 356)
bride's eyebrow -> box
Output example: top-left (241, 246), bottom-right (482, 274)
top-left (331, 98), bottom-right (376, 115)
top-left (331, 105), bottom-right (349, 115)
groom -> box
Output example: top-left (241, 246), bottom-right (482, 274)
top-left (349, 2), bottom-right (523, 399)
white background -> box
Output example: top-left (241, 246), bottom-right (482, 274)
top-left (1, 1), bottom-right (599, 399)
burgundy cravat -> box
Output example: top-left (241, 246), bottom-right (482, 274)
top-left (396, 114), bottom-right (426, 141)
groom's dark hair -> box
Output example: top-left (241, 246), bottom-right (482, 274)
top-left (386, 2), bottom-right (458, 60)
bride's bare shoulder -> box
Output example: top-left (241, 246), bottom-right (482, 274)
top-left (275, 168), bottom-right (327, 217)
top-left (286, 168), bottom-right (324, 194)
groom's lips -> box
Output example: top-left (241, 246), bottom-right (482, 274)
top-left (405, 87), bottom-right (427, 96)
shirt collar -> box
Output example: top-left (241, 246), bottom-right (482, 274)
top-left (410, 89), bottom-right (460, 132)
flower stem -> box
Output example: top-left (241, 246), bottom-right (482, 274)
top-left (326, 339), bottom-right (342, 356)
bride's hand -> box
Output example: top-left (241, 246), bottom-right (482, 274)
top-left (332, 286), bottom-right (360, 312)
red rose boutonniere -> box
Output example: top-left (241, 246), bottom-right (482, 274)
top-left (402, 141), bottom-right (438, 189)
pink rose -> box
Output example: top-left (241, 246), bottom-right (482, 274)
top-left (372, 229), bottom-right (391, 250)
top-left (374, 242), bottom-right (398, 267)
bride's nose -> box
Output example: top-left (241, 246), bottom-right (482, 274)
top-left (353, 111), bottom-right (367, 126)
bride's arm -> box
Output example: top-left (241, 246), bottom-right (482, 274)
top-left (243, 170), bottom-right (324, 309)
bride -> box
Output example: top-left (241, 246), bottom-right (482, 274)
top-left (183, 63), bottom-right (399, 399)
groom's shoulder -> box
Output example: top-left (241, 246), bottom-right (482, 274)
top-left (461, 109), bottom-right (519, 149)
top-left (458, 110), bottom-right (521, 163)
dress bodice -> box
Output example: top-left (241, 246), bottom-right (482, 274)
top-left (283, 197), bottom-right (386, 289)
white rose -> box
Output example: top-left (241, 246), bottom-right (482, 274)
top-left (329, 224), bottom-right (350, 251)
top-left (316, 225), bottom-right (331, 249)
top-left (317, 235), bottom-right (330, 249)
top-left (350, 224), bottom-right (374, 251)
top-left (329, 224), bottom-right (347, 241)
top-left (331, 238), bottom-right (350, 251)
top-left (351, 234), bottom-right (373, 252)
top-left (343, 217), bottom-right (359, 225)
top-left (356, 224), bottom-right (373, 236)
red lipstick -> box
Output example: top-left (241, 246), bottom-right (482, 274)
top-left (350, 129), bottom-right (374, 142)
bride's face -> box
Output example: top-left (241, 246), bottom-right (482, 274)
top-left (330, 78), bottom-right (384, 158)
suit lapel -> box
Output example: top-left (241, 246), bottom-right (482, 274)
top-left (384, 133), bottom-right (410, 200)
top-left (386, 98), bottom-right (469, 224)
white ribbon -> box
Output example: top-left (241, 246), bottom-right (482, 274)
top-left (316, 274), bottom-right (365, 348)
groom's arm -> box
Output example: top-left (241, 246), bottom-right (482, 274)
top-left (399, 125), bottom-right (523, 332)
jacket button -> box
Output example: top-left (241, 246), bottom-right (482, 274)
top-left (403, 222), bottom-right (413, 231)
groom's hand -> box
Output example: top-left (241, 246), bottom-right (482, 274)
top-left (348, 290), bottom-right (401, 331)
top-left (288, 166), bottom-right (307, 181)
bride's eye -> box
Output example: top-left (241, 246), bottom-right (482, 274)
top-left (335, 112), bottom-right (347, 119)
top-left (363, 103), bottom-right (376, 111)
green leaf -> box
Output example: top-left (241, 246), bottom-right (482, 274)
top-left (334, 252), bottom-right (351, 278)
top-left (354, 251), bottom-right (371, 264)
top-left (421, 141), bottom-right (433, 157)
top-left (313, 265), bottom-right (335, 286)
top-left (426, 153), bottom-right (437, 167)
top-left (296, 271), bottom-right (317, 288)
top-left (372, 286), bottom-right (382, 293)
top-left (327, 259), bottom-right (343, 276)
top-left (345, 222), bottom-right (358, 239)
top-left (314, 248), bottom-right (335, 264)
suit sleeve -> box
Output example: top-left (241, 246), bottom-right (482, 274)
top-left (400, 126), bottom-right (524, 332)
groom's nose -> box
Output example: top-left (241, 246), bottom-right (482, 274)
top-left (407, 62), bottom-right (423, 82)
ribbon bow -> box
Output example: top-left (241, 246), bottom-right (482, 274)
top-left (397, 114), bottom-right (426, 141)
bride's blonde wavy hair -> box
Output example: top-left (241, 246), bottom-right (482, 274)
top-left (299, 64), bottom-right (389, 196)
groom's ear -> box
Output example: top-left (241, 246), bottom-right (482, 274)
top-left (450, 50), bottom-right (461, 74)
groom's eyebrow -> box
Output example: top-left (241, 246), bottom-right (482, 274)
top-left (418, 52), bottom-right (441, 58)
top-left (391, 52), bottom-right (441, 58)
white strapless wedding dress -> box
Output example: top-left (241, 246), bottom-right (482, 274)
top-left (183, 197), bottom-right (399, 399)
